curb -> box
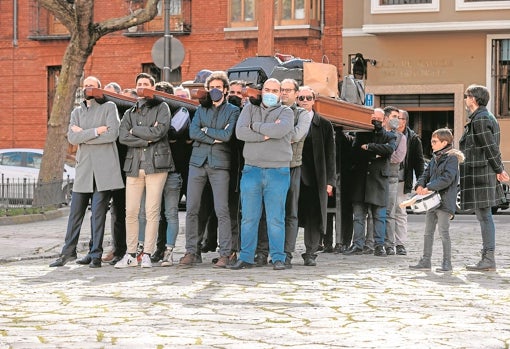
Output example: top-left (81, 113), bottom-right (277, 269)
top-left (0, 207), bottom-right (70, 226)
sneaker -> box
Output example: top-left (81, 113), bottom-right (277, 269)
top-left (114, 254), bottom-right (138, 269)
top-left (141, 253), bottom-right (152, 268)
top-left (273, 260), bottom-right (286, 270)
top-left (150, 249), bottom-right (165, 263)
top-left (374, 245), bottom-right (387, 257)
top-left (136, 244), bottom-right (144, 262)
top-left (396, 245), bottom-right (407, 255)
top-left (178, 252), bottom-right (196, 268)
top-left (213, 256), bottom-right (229, 268)
top-left (386, 246), bottom-right (396, 255)
top-left (161, 248), bottom-right (174, 267)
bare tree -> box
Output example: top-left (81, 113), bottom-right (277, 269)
top-left (34, 0), bottom-right (160, 206)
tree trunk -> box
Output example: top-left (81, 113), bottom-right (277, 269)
top-left (33, 41), bottom-right (90, 207)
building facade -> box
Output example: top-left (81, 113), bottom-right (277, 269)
top-left (0, 0), bottom-right (343, 149)
top-left (343, 0), bottom-right (510, 161)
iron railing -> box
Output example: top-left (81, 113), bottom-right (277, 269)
top-left (0, 175), bottom-right (72, 216)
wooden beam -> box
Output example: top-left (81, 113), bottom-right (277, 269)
top-left (257, 0), bottom-right (274, 56)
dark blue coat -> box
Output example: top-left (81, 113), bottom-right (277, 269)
top-left (189, 101), bottom-right (239, 170)
top-left (416, 147), bottom-right (464, 217)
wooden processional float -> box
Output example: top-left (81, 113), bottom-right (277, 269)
top-left (84, 87), bottom-right (373, 131)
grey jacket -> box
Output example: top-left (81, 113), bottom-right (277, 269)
top-left (236, 102), bottom-right (294, 168)
top-left (119, 100), bottom-right (174, 177)
top-left (68, 100), bottom-right (124, 193)
top-left (289, 104), bottom-right (312, 168)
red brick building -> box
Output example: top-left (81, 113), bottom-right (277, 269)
top-left (0, 0), bottom-right (343, 149)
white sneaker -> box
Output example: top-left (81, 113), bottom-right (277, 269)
top-left (114, 254), bottom-right (138, 268)
top-left (161, 248), bottom-right (174, 267)
top-left (141, 253), bottom-right (152, 268)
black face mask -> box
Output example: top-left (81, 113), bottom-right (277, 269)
top-left (248, 95), bottom-right (262, 106)
top-left (199, 92), bottom-right (212, 108)
top-left (371, 119), bottom-right (383, 130)
top-left (228, 95), bottom-right (242, 108)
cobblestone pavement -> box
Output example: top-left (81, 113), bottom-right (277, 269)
top-left (0, 210), bottom-right (509, 348)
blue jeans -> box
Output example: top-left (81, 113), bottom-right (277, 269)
top-left (474, 207), bottom-right (496, 252)
top-left (239, 165), bottom-right (290, 264)
top-left (352, 202), bottom-right (386, 248)
top-left (139, 172), bottom-right (182, 247)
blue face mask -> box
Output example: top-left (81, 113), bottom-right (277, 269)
top-left (262, 93), bottom-right (279, 107)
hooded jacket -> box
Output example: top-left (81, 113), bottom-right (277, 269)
top-left (416, 145), bottom-right (465, 217)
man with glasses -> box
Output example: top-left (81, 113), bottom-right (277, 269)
top-left (254, 78), bottom-right (312, 268)
top-left (394, 109), bottom-right (424, 256)
top-left (296, 86), bottom-right (336, 266)
top-left (230, 78), bottom-right (294, 271)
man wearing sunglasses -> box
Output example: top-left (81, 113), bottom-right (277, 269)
top-left (296, 86), bottom-right (336, 266)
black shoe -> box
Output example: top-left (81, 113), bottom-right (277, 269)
top-left (284, 257), bottom-right (293, 269)
top-left (322, 245), bottom-right (334, 253)
top-left (396, 245), bottom-right (407, 255)
top-left (255, 255), bottom-right (268, 267)
top-left (76, 255), bottom-right (92, 265)
top-left (49, 254), bottom-right (77, 267)
top-left (150, 249), bottom-right (165, 263)
top-left (89, 258), bottom-right (102, 268)
top-left (374, 245), bottom-right (387, 257)
top-left (333, 244), bottom-right (344, 254)
top-left (273, 260), bottom-right (286, 270)
top-left (201, 245), bottom-right (217, 253)
top-left (227, 259), bottom-right (254, 270)
top-left (386, 246), bottom-right (396, 256)
top-left (362, 246), bottom-right (374, 254)
top-left (109, 255), bottom-right (123, 266)
top-left (343, 245), bottom-right (363, 255)
top-left (304, 257), bottom-right (317, 266)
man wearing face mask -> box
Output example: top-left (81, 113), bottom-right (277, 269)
top-left (231, 78), bottom-right (294, 271)
top-left (178, 71), bottom-right (240, 268)
top-left (382, 106), bottom-right (407, 255)
top-left (344, 107), bottom-right (397, 257)
top-left (50, 76), bottom-right (124, 268)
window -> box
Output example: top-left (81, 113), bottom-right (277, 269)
top-left (28, 1), bottom-right (70, 38)
top-left (492, 38), bottom-right (510, 118)
top-left (137, 0), bottom-right (191, 33)
top-left (26, 153), bottom-right (43, 169)
top-left (371, 0), bottom-right (439, 14)
top-left (0, 153), bottom-right (23, 167)
top-left (456, 0), bottom-right (510, 11)
top-left (228, 0), bottom-right (320, 28)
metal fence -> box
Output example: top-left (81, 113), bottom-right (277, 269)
top-left (0, 175), bottom-right (72, 216)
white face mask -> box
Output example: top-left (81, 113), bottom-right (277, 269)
top-left (388, 118), bottom-right (400, 130)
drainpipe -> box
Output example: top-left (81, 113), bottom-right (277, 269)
top-left (320, 0), bottom-right (325, 34)
top-left (13, 0), bottom-right (18, 47)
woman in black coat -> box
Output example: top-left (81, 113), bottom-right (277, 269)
top-left (297, 87), bottom-right (336, 266)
